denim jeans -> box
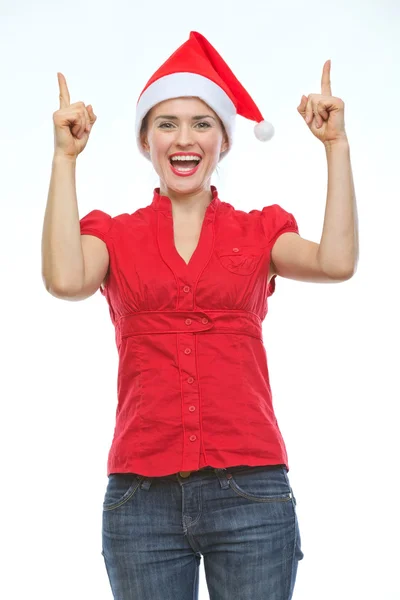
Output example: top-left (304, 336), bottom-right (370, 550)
top-left (101, 464), bottom-right (304, 599)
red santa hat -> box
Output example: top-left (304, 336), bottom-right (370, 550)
top-left (135, 31), bottom-right (274, 161)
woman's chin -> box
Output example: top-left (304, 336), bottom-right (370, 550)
top-left (162, 172), bottom-right (206, 192)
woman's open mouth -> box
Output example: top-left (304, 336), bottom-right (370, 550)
top-left (169, 155), bottom-right (202, 177)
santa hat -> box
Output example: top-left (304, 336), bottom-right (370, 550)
top-left (135, 31), bottom-right (274, 161)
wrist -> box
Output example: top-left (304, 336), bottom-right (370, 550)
top-left (53, 152), bottom-right (77, 164)
top-left (324, 135), bottom-right (349, 152)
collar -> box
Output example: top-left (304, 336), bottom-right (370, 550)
top-left (151, 185), bottom-right (221, 216)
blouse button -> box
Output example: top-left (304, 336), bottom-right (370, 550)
top-left (189, 435), bottom-right (197, 442)
top-left (187, 377), bottom-right (194, 384)
top-left (183, 285), bottom-right (190, 293)
top-left (201, 318), bottom-right (208, 324)
top-left (232, 247), bottom-right (239, 252)
top-left (189, 406), bottom-right (195, 412)
top-left (185, 319), bottom-right (192, 325)
top-left (184, 348), bottom-right (191, 355)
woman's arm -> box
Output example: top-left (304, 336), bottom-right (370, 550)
top-left (41, 154), bottom-right (85, 295)
top-left (271, 137), bottom-right (358, 282)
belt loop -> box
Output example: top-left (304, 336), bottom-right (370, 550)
top-left (140, 477), bottom-right (152, 490)
top-left (214, 468), bottom-right (230, 489)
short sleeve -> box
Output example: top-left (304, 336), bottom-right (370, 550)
top-left (79, 209), bottom-right (113, 244)
top-left (261, 204), bottom-right (300, 248)
top-left (261, 204), bottom-right (300, 298)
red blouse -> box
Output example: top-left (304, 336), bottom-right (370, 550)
top-left (79, 186), bottom-right (299, 477)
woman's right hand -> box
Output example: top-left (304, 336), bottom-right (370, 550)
top-left (53, 73), bottom-right (97, 159)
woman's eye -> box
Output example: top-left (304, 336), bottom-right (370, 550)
top-left (159, 122), bottom-right (211, 129)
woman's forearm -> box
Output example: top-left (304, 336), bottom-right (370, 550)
top-left (41, 154), bottom-right (85, 295)
top-left (317, 138), bottom-right (359, 278)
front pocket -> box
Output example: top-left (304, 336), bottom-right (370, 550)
top-left (103, 473), bottom-right (143, 511)
top-left (227, 466), bottom-right (292, 502)
top-left (216, 245), bottom-right (264, 275)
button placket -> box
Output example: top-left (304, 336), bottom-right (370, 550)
top-left (175, 277), bottom-right (213, 469)
top-left (179, 332), bottom-right (200, 458)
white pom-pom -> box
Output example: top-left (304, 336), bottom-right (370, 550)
top-left (254, 120), bottom-right (275, 141)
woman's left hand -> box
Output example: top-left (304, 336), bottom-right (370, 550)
top-left (298, 60), bottom-right (347, 146)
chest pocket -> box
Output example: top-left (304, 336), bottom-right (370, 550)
top-left (216, 244), bottom-right (265, 275)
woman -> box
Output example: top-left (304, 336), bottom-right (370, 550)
top-left (43, 31), bottom-right (357, 600)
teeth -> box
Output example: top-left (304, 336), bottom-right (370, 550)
top-left (170, 155), bottom-right (201, 161)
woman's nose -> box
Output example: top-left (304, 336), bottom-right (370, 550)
top-left (175, 124), bottom-right (195, 145)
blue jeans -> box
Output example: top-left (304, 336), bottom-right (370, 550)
top-left (101, 464), bottom-right (304, 599)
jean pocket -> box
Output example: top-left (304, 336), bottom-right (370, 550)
top-left (226, 466), bottom-right (293, 502)
top-left (103, 473), bottom-right (143, 511)
top-left (216, 245), bottom-right (264, 275)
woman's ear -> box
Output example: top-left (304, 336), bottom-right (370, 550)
top-left (141, 137), bottom-right (149, 153)
top-left (221, 136), bottom-right (229, 154)
top-left (140, 111), bottom-right (151, 153)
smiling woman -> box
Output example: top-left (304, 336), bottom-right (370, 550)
top-left (138, 96), bottom-right (229, 197)
top-left (38, 19), bottom-right (361, 598)
top-left (44, 29), bottom-right (315, 600)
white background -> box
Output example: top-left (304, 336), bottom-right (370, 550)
top-left (1, 0), bottom-right (399, 598)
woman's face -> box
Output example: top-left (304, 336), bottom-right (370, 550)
top-left (141, 97), bottom-right (229, 197)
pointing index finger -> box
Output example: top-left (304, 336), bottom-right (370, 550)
top-left (57, 72), bottom-right (71, 108)
top-left (321, 60), bottom-right (332, 96)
